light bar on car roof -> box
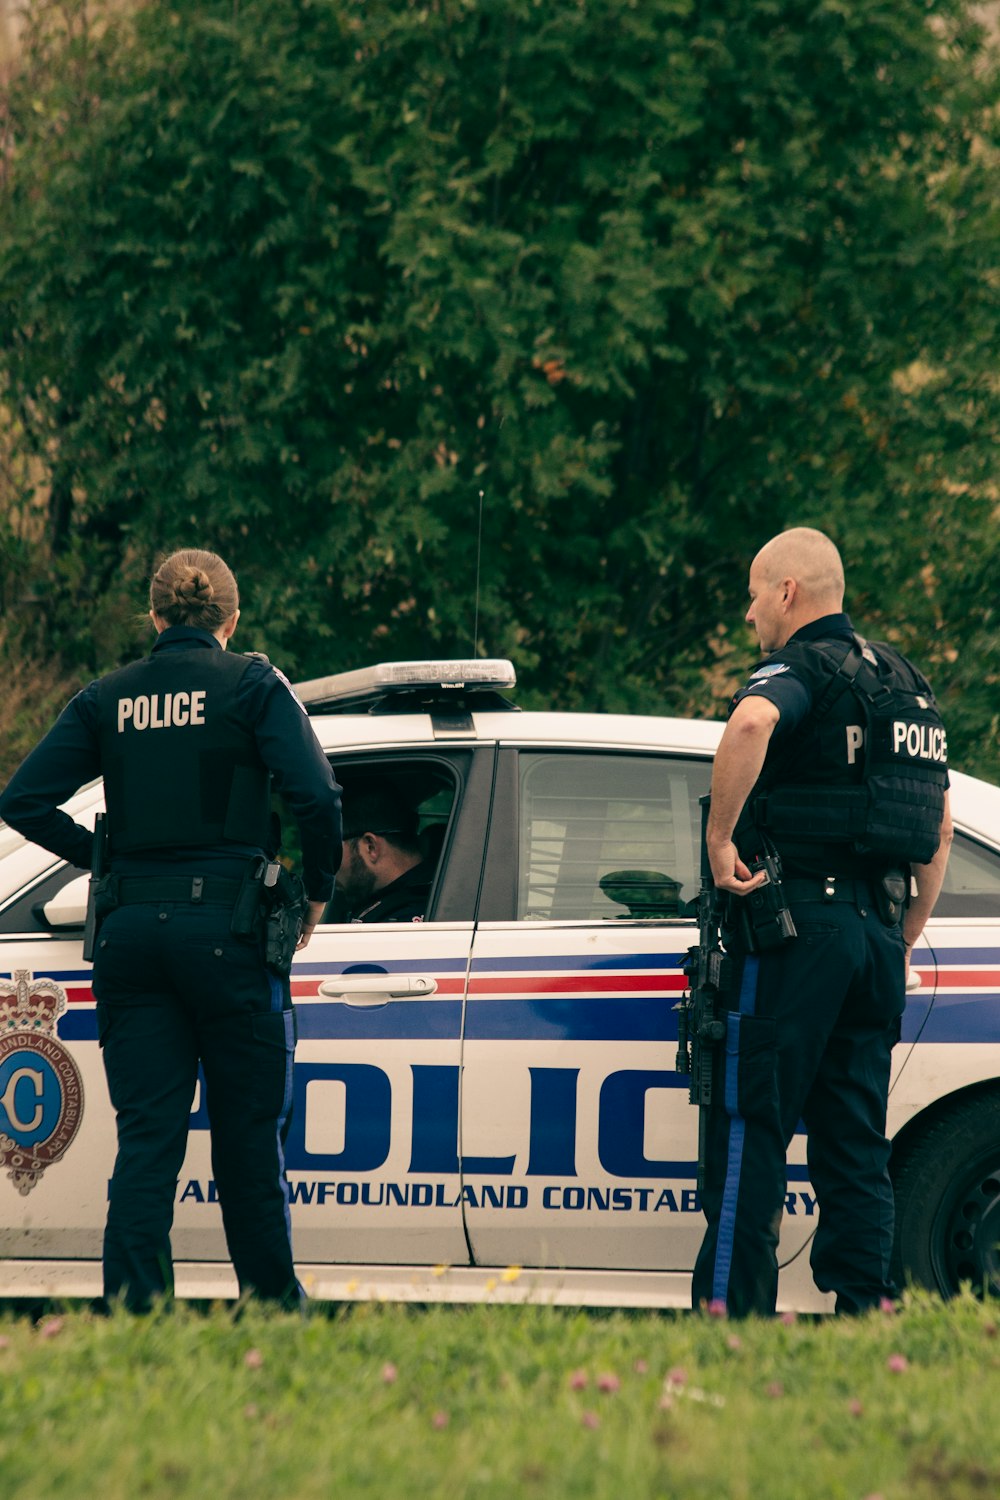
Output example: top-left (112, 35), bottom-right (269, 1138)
top-left (295, 658), bottom-right (517, 709)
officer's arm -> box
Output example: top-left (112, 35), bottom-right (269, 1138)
top-left (244, 664), bottom-right (343, 903)
top-left (0, 688), bottom-right (101, 867)
top-left (706, 695), bottom-right (780, 896)
top-left (903, 790), bottom-right (954, 958)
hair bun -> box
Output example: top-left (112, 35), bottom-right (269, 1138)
top-left (149, 548), bottom-right (238, 630)
top-left (174, 567), bottom-right (214, 605)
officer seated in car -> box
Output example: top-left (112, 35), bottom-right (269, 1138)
top-left (328, 789), bottom-right (433, 923)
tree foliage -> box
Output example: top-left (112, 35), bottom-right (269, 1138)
top-left (1, 0), bottom-right (998, 781)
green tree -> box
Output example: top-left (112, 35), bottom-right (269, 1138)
top-left (1, 0), bottom-right (998, 779)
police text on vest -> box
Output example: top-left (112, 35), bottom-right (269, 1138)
top-left (846, 725), bottom-right (865, 765)
top-left (892, 720), bottom-right (947, 762)
top-left (117, 692), bottom-right (207, 732)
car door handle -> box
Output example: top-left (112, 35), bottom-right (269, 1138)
top-left (318, 975), bottom-right (439, 1006)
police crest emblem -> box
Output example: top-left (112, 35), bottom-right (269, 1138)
top-left (0, 971), bottom-right (84, 1196)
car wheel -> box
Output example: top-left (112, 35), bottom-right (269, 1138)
top-left (892, 1092), bottom-right (1000, 1298)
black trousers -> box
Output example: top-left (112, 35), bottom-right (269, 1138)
top-left (691, 893), bottom-right (906, 1317)
top-left (93, 900), bottom-right (300, 1312)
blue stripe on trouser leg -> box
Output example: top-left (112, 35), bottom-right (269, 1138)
top-left (712, 954), bottom-right (761, 1306)
top-left (269, 974), bottom-right (297, 1252)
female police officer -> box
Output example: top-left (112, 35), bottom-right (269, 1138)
top-left (0, 549), bottom-right (342, 1311)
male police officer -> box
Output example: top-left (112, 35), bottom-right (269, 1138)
top-left (692, 527), bottom-right (953, 1317)
top-left (333, 789), bottom-right (433, 923)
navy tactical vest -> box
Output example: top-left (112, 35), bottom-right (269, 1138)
top-left (743, 635), bottom-right (948, 867)
top-left (95, 648), bottom-right (272, 855)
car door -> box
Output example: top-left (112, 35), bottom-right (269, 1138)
top-left (462, 746), bottom-right (711, 1272)
top-left (0, 798), bottom-right (113, 1265)
top-left (285, 745), bottom-right (494, 1269)
top-left (889, 828), bottom-right (1000, 1121)
top-left (0, 746), bottom-right (494, 1276)
top-left (460, 743), bottom-right (939, 1279)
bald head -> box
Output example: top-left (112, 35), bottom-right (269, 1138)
top-left (746, 527), bottom-right (846, 652)
top-left (753, 527), bottom-right (845, 603)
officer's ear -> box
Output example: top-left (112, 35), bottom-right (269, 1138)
top-left (220, 609), bottom-right (240, 642)
top-left (357, 832), bottom-right (382, 868)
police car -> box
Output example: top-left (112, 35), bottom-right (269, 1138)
top-left (2, 659), bottom-right (999, 1311)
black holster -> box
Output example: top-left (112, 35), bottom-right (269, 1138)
top-left (875, 869), bottom-right (908, 926)
top-left (83, 875), bottom-right (119, 962)
top-left (82, 814), bottom-right (115, 962)
top-left (729, 847), bottom-right (798, 954)
top-left (264, 902), bottom-right (303, 977)
top-left (230, 859), bottom-right (304, 976)
top-left (230, 858), bottom-right (266, 938)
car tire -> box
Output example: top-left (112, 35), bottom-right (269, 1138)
top-left (892, 1091), bottom-right (1000, 1298)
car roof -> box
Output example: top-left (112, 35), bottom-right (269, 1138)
top-left (3, 708), bottom-right (997, 855)
top-left (310, 708), bottom-right (999, 850)
top-left (949, 768), bottom-right (1000, 846)
top-left (312, 709), bottom-right (725, 756)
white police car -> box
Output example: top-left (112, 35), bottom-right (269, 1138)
top-left (2, 659), bottom-right (999, 1311)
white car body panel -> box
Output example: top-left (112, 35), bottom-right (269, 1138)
top-left (1, 702), bottom-right (998, 1312)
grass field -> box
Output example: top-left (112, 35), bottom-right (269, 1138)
top-left (1, 1290), bottom-right (997, 1500)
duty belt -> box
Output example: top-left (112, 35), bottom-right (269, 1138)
top-left (115, 875), bottom-right (244, 907)
top-left (781, 877), bottom-right (873, 904)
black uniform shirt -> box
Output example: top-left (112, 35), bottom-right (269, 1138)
top-left (347, 863), bottom-right (432, 924)
top-left (730, 612), bottom-right (857, 734)
top-left (0, 627), bottom-right (343, 902)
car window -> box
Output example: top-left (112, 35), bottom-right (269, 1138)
top-left (517, 752), bottom-right (712, 921)
top-left (321, 753), bottom-right (469, 923)
top-left (931, 832), bottom-right (1000, 917)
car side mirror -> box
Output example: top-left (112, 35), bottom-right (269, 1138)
top-left (34, 874), bottom-right (90, 930)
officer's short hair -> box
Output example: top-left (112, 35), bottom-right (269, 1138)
top-left (342, 789), bottom-right (420, 855)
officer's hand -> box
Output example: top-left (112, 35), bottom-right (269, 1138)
top-left (708, 840), bottom-right (769, 897)
top-left (297, 899), bottom-right (327, 950)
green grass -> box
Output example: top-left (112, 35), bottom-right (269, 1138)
top-left (1, 1292), bottom-right (998, 1499)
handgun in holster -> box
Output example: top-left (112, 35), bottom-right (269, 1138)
top-left (263, 862), bottom-right (305, 977)
top-left (736, 844), bottom-right (797, 952)
top-left (82, 813), bottom-right (116, 962)
top-left (675, 796), bottom-right (732, 1191)
top-left (230, 857), bottom-right (266, 938)
top-left (230, 856), bottom-right (304, 976)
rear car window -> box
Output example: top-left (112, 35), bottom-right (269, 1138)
top-left (932, 832), bottom-right (1000, 917)
top-left (517, 753), bottom-right (712, 921)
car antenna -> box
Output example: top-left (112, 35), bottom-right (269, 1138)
top-left (470, 487), bottom-right (485, 657)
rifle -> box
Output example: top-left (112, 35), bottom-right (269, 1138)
top-left (82, 813), bottom-right (113, 962)
top-left (675, 796), bottom-right (731, 1192)
top-left (675, 805), bottom-right (799, 1188)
